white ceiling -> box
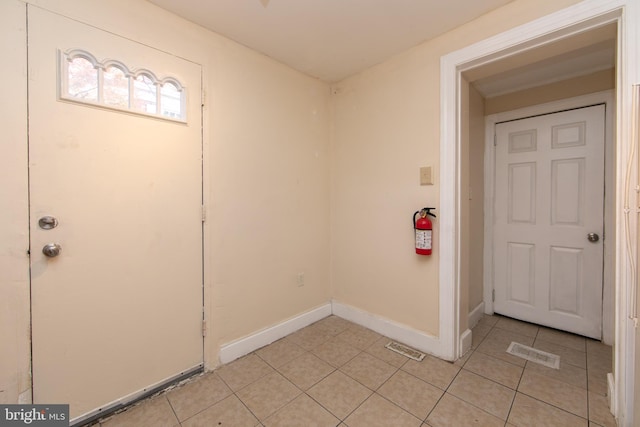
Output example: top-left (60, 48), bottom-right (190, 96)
top-left (147, 0), bottom-right (514, 82)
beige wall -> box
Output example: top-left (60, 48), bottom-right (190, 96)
top-left (484, 68), bottom-right (615, 115)
top-left (330, 0), bottom-right (582, 336)
top-left (466, 84), bottom-right (487, 317)
top-left (460, 80), bottom-right (486, 330)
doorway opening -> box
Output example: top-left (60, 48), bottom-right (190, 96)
top-left (440, 2), bottom-right (639, 425)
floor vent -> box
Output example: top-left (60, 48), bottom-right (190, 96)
top-left (506, 342), bottom-right (560, 369)
top-left (385, 341), bottom-right (426, 361)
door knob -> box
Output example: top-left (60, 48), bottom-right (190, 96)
top-left (42, 243), bottom-right (62, 257)
top-left (587, 233), bottom-right (600, 243)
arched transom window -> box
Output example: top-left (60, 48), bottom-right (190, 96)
top-left (60, 49), bottom-right (186, 122)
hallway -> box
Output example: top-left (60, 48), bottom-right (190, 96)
top-left (95, 314), bottom-right (615, 427)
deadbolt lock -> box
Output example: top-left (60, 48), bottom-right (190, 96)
top-left (38, 216), bottom-right (59, 230)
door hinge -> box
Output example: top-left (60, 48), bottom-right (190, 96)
top-left (202, 320), bottom-right (207, 337)
top-left (201, 90), bottom-right (206, 107)
top-left (492, 289), bottom-right (495, 302)
top-left (493, 133), bottom-right (497, 146)
top-left (201, 205), bottom-right (206, 223)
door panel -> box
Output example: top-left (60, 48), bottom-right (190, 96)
top-left (28, 7), bottom-right (203, 419)
top-left (493, 105), bottom-right (604, 339)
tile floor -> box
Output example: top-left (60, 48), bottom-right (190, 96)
top-left (95, 314), bottom-right (617, 427)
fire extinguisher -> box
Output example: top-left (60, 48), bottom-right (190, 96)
top-left (413, 207), bottom-right (436, 255)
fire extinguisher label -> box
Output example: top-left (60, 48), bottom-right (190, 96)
top-left (416, 229), bottom-right (432, 250)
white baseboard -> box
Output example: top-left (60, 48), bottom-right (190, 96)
top-left (459, 329), bottom-right (472, 357)
top-left (469, 302), bottom-right (485, 329)
top-left (331, 300), bottom-right (447, 359)
top-left (219, 303), bottom-right (332, 364)
top-left (607, 372), bottom-right (616, 416)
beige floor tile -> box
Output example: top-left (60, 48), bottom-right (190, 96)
top-left (311, 316), bottom-right (354, 337)
top-left (216, 354), bottom-right (274, 391)
top-left (426, 393), bottom-right (504, 427)
top-left (263, 394), bottom-right (340, 427)
top-left (587, 345), bottom-right (613, 373)
top-left (166, 372), bottom-right (232, 421)
top-left (236, 372), bottom-right (301, 420)
top-left (377, 370), bottom-right (443, 420)
top-left (463, 351), bottom-right (523, 389)
top-left (364, 337), bottom-right (411, 368)
top-left (586, 340), bottom-right (613, 358)
top-left (533, 340), bottom-right (586, 369)
top-left (336, 324), bottom-right (382, 350)
top-left (278, 352), bottom-right (334, 390)
top-left (495, 316), bottom-right (539, 337)
top-left (453, 348), bottom-right (472, 367)
top-left (307, 371), bottom-right (372, 420)
top-left (101, 396), bottom-right (178, 427)
top-left (507, 393), bottom-right (588, 427)
top-left (181, 395), bottom-right (259, 427)
top-left (256, 338), bottom-right (307, 368)
top-left (588, 392), bottom-right (616, 427)
top-left (524, 359), bottom-right (587, 390)
top-left (471, 324), bottom-right (492, 349)
top-left (474, 330), bottom-right (532, 367)
top-left (343, 394), bottom-right (422, 427)
top-left (311, 336), bottom-right (361, 368)
top-left (486, 326), bottom-right (537, 345)
top-left (401, 355), bottom-right (460, 390)
top-left (477, 314), bottom-right (500, 327)
top-left (536, 327), bottom-right (587, 352)
top-left (587, 368), bottom-right (609, 396)
top-left (518, 370), bottom-right (588, 418)
top-left (340, 352), bottom-right (397, 390)
top-left (287, 325), bottom-right (333, 351)
top-left (448, 370), bottom-right (515, 420)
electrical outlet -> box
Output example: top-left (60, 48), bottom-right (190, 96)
top-left (297, 272), bottom-right (305, 287)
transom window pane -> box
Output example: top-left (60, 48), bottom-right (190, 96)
top-left (160, 82), bottom-right (182, 119)
top-left (67, 57), bottom-right (98, 101)
top-left (133, 74), bottom-right (158, 114)
top-left (61, 50), bottom-right (186, 122)
top-left (103, 66), bottom-right (129, 108)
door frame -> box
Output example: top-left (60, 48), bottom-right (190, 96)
top-left (24, 5), bottom-right (207, 423)
top-left (482, 92), bottom-right (615, 343)
top-left (440, 0), bottom-right (639, 425)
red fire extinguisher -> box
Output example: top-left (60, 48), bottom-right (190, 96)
top-left (413, 207), bottom-right (436, 255)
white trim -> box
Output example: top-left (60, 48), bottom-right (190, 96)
top-left (608, 372), bottom-right (616, 412)
top-left (332, 300), bottom-right (448, 359)
top-left (483, 91), bottom-right (615, 343)
top-left (468, 301), bottom-right (485, 329)
top-left (459, 329), bottom-right (472, 357)
top-left (441, 1), bottom-right (638, 424)
top-left (218, 301), bottom-right (448, 365)
top-left (218, 303), bottom-right (332, 364)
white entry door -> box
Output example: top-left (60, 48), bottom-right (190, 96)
top-left (28, 7), bottom-right (203, 420)
top-left (493, 105), bottom-right (605, 339)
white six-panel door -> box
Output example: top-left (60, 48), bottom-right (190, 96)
top-left (493, 105), bottom-right (605, 339)
top-left (28, 6), bottom-right (203, 420)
